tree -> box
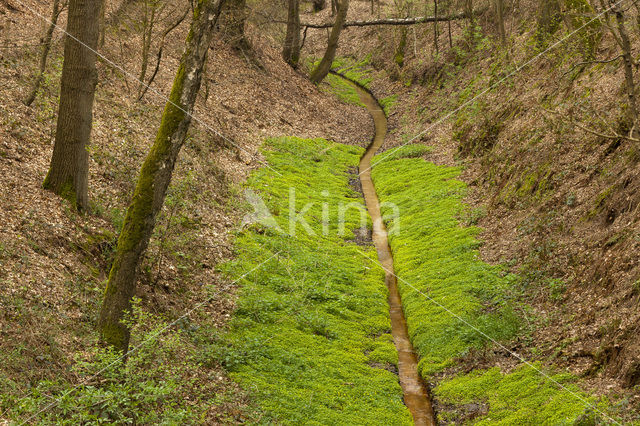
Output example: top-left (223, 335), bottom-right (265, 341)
top-left (312, 0), bottom-right (326, 12)
top-left (606, 0), bottom-right (638, 130)
top-left (219, 0), bottom-right (250, 51)
top-left (98, 0), bottom-right (223, 353)
top-left (138, 0), bottom-right (162, 98)
top-left (282, 0), bottom-right (301, 67)
top-left (536, 0), bottom-right (561, 47)
top-left (433, 0), bottom-right (439, 55)
top-left (310, 0), bottom-right (349, 84)
top-left (495, 0), bottom-right (505, 44)
top-left (43, 0), bottom-right (102, 211)
top-left (24, 0), bottom-right (67, 107)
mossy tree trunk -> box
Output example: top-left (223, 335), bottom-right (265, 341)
top-left (43, 0), bottom-right (102, 211)
top-left (282, 0), bottom-right (301, 67)
top-left (98, 0), bottom-right (222, 353)
top-left (394, 27), bottom-right (407, 67)
top-left (563, 0), bottom-right (601, 59)
top-left (310, 0), bottom-right (349, 84)
top-left (536, 0), bottom-right (561, 47)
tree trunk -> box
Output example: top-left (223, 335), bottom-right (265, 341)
top-left (433, 0), bottom-right (439, 55)
top-left (312, 0), bottom-right (326, 12)
top-left (98, 0), bottom-right (223, 353)
top-left (613, 4), bottom-right (639, 130)
top-left (138, 0), bottom-right (157, 97)
top-left (282, 0), bottom-right (301, 67)
top-left (394, 27), bottom-right (407, 67)
top-left (43, 0), bottom-right (102, 211)
top-left (24, 0), bottom-right (64, 107)
top-left (220, 0), bottom-right (249, 51)
top-left (536, 0), bottom-right (561, 46)
top-left (495, 0), bottom-right (506, 43)
top-left (310, 0), bottom-right (349, 84)
top-left (465, 0), bottom-right (475, 43)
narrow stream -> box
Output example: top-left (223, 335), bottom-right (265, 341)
top-left (346, 78), bottom-right (436, 426)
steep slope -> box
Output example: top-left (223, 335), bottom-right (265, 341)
top-left (0, 0), bottom-right (372, 421)
top-left (296, 0), bottom-right (640, 418)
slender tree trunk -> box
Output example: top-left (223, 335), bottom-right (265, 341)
top-left (465, 0), bottom-right (475, 45)
top-left (495, 0), bottom-right (506, 43)
top-left (138, 1), bottom-right (156, 97)
top-left (282, 0), bottom-right (301, 67)
top-left (220, 0), bottom-right (249, 51)
top-left (433, 0), bottom-right (439, 55)
top-left (98, 0), bottom-right (222, 353)
top-left (24, 0), bottom-right (64, 107)
top-left (310, 0), bottom-right (349, 84)
top-left (394, 27), bottom-right (407, 67)
top-left (43, 0), bottom-right (102, 211)
top-left (613, 4), bottom-right (639, 130)
top-left (106, 0), bottom-right (136, 26)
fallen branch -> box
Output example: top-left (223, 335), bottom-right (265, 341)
top-left (298, 9), bottom-right (483, 29)
top-left (541, 106), bottom-right (640, 143)
top-left (301, 13), bottom-right (464, 29)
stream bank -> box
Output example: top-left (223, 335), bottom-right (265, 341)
top-left (349, 77), bottom-right (436, 426)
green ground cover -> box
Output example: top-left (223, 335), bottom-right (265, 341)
top-left (218, 137), bottom-right (412, 424)
top-left (371, 144), bottom-right (610, 424)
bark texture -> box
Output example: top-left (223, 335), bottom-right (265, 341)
top-left (43, 0), bottom-right (102, 211)
top-left (220, 0), bottom-right (249, 51)
top-left (310, 0), bottom-right (349, 84)
top-left (98, 0), bottom-right (222, 353)
top-left (282, 0), bottom-right (301, 67)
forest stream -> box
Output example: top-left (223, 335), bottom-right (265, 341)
top-left (342, 76), bottom-right (436, 426)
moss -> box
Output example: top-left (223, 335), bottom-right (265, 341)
top-left (371, 156), bottom-right (520, 376)
top-left (586, 184), bottom-right (616, 219)
top-left (220, 137), bottom-right (412, 424)
top-left (323, 72), bottom-right (367, 108)
top-left (394, 28), bottom-right (407, 68)
top-left (373, 144), bottom-right (433, 166)
top-left (371, 154), bottom-right (613, 423)
top-left (43, 173), bottom-right (77, 209)
top-left (380, 94), bottom-right (398, 115)
top-left (564, 0), bottom-right (602, 59)
top-left (434, 364), bottom-right (604, 424)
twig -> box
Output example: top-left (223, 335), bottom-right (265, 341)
top-left (542, 106), bottom-right (640, 142)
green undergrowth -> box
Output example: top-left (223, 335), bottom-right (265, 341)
top-left (434, 364), bottom-right (606, 425)
top-left (2, 301), bottom-right (253, 424)
top-left (323, 72), bottom-right (367, 108)
top-left (371, 144), bottom-right (610, 423)
top-left (216, 137), bottom-right (412, 424)
top-left (314, 56), bottom-right (397, 115)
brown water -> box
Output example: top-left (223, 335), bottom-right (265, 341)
top-left (352, 81), bottom-right (436, 426)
